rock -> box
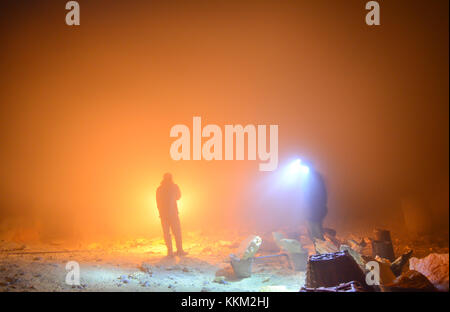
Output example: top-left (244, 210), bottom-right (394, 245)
top-left (347, 239), bottom-right (363, 253)
top-left (384, 270), bottom-right (437, 292)
top-left (277, 238), bottom-right (306, 254)
top-left (313, 237), bottom-right (339, 254)
top-left (323, 231), bottom-right (341, 248)
top-left (230, 254), bottom-right (253, 278)
top-left (235, 235), bottom-right (262, 260)
top-left (77, 284), bottom-right (87, 289)
top-left (374, 256), bottom-right (396, 285)
top-left (119, 275), bottom-right (130, 283)
top-left (128, 272), bottom-right (140, 280)
top-left (409, 253), bottom-right (449, 291)
top-left (287, 252), bottom-right (309, 271)
top-left (213, 276), bottom-right (228, 284)
top-left (140, 262), bottom-right (153, 274)
top-left (259, 233), bottom-right (281, 253)
top-left (340, 245), bottom-right (365, 268)
top-left (390, 249), bottom-right (413, 277)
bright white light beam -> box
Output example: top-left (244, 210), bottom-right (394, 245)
top-left (283, 158), bottom-right (310, 183)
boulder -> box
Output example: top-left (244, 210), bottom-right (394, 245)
top-left (390, 249), bottom-right (413, 277)
top-left (340, 244), bottom-right (365, 268)
top-left (374, 255), bottom-right (396, 285)
top-left (235, 235), bottom-right (262, 260)
top-left (383, 270), bottom-right (437, 292)
top-left (409, 253), bottom-right (449, 291)
top-left (277, 238), bottom-right (306, 254)
top-left (313, 237), bottom-right (339, 254)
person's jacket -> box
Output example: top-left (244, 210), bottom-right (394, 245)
top-left (303, 171), bottom-right (328, 222)
top-left (156, 181), bottom-right (181, 218)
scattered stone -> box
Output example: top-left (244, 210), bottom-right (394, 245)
top-left (142, 281), bottom-right (151, 287)
top-left (202, 247), bottom-right (212, 253)
top-left (5, 277), bottom-right (20, 285)
top-left (409, 253), bottom-right (449, 291)
top-left (390, 249), bottom-right (413, 277)
top-left (75, 284), bottom-right (87, 290)
top-left (128, 272), bottom-right (141, 280)
top-left (277, 238), bottom-right (306, 254)
top-left (235, 235), bottom-right (262, 260)
top-left (313, 238), bottom-right (339, 254)
top-left (347, 239), bottom-right (365, 253)
top-left (340, 245), bottom-right (365, 268)
top-left (230, 254), bottom-right (253, 278)
top-left (374, 256), bottom-right (396, 285)
top-left (384, 270), bottom-right (437, 292)
top-left (140, 262), bottom-right (153, 274)
top-left (213, 275), bottom-right (228, 284)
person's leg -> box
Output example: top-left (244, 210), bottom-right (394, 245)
top-left (160, 216), bottom-right (173, 256)
top-left (307, 220), bottom-right (325, 241)
top-left (170, 213), bottom-right (186, 256)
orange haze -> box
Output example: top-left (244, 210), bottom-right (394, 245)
top-left (0, 0), bottom-right (448, 243)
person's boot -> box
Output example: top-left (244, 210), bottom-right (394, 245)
top-left (166, 248), bottom-right (175, 258)
top-left (176, 250), bottom-right (188, 257)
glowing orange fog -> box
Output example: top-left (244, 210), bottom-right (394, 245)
top-left (0, 0), bottom-right (448, 247)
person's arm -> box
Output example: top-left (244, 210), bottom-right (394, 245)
top-left (175, 185), bottom-right (181, 201)
top-left (156, 187), bottom-right (161, 209)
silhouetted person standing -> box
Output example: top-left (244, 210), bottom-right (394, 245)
top-left (156, 173), bottom-right (186, 257)
top-left (303, 168), bottom-right (328, 241)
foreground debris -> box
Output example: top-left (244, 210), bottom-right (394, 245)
top-left (306, 250), bottom-right (369, 290)
top-left (300, 281), bottom-right (367, 292)
top-left (0, 229), bottom-right (448, 292)
top-left (409, 253), bottom-right (449, 291)
top-left (384, 270), bottom-right (437, 292)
